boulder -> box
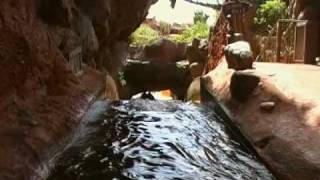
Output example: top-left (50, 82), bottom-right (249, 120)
top-left (175, 42), bottom-right (188, 60)
top-left (144, 39), bottom-right (177, 62)
top-left (224, 41), bottom-right (253, 70)
top-left (186, 77), bottom-right (201, 102)
top-left (189, 62), bottom-right (204, 79)
top-left (230, 71), bottom-right (260, 102)
top-left (186, 38), bottom-right (208, 64)
top-left (141, 39), bottom-right (187, 62)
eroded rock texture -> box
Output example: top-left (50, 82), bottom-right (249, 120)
top-left (39, 0), bottom-right (156, 75)
top-left (204, 14), bottom-right (228, 73)
top-left (0, 0), bottom-right (155, 179)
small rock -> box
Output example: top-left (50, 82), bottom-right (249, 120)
top-left (224, 41), bottom-right (253, 70)
top-left (144, 39), bottom-right (183, 62)
top-left (260, 102), bottom-right (276, 112)
top-left (230, 71), bottom-right (260, 102)
top-left (186, 77), bottom-right (201, 102)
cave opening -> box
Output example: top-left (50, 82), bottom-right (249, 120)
top-left (124, 0), bottom-right (220, 101)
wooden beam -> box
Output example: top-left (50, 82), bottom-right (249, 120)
top-left (183, 0), bottom-right (222, 10)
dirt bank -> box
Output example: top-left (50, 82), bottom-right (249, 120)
top-left (202, 59), bottom-right (320, 179)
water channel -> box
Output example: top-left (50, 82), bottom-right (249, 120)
top-left (47, 100), bottom-right (274, 180)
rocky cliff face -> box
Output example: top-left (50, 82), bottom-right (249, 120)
top-left (0, 0), bottom-right (155, 179)
top-left (205, 14), bottom-right (228, 73)
top-left (40, 0), bottom-right (156, 75)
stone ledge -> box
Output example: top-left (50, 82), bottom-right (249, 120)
top-left (202, 59), bottom-right (320, 179)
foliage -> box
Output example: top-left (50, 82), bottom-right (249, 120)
top-left (254, 0), bottom-right (288, 34)
top-left (130, 24), bottom-right (160, 46)
top-left (193, 10), bottom-right (209, 24)
top-left (130, 11), bottom-right (210, 46)
top-left (118, 71), bottom-right (126, 86)
top-left (171, 22), bottom-right (209, 43)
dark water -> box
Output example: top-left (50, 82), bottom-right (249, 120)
top-left (47, 100), bottom-right (274, 180)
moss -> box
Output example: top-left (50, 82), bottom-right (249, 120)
top-left (171, 22), bottom-right (209, 43)
top-left (254, 0), bottom-right (288, 34)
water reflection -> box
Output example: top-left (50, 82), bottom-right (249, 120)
top-left (48, 100), bottom-right (274, 180)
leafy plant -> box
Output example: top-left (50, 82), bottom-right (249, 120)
top-left (171, 22), bottom-right (209, 43)
top-left (130, 14), bottom-right (210, 46)
top-left (118, 71), bottom-right (126, 86)
top-left (254, 0), bottom-right (288, 34)
top-left (130, 24), bottom-right (160, 46)
top-left (193, 10), bottom-right (209, 24)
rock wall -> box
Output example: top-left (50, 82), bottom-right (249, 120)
top-left (40, 0), bottom-right (156, 75)
top-left (0, 0), bottom-right (155, 179)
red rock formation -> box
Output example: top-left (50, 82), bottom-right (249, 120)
top-left (203, 59), bottom-right (320, 179)
top-left (0, 1), bottom-right (103, 176)
top-left (205, 13), bottom-right (228, 73)
top-left (0, 0), bottom-right (155, 179)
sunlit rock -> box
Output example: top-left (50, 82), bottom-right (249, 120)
top-left (224, 41), bottom-right (253, 70)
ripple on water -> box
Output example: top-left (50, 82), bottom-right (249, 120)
top-left (47, 100), bottom-right (274, 180)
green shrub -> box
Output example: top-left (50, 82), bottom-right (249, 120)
top-left (254, 0), bottom-right (288, 34)
top-left (193, 10), bottom-right (209, 24)
top-left (172, 22), bottom-right (209, 43)
top-left (130, 24), bottom-right (160, 46)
